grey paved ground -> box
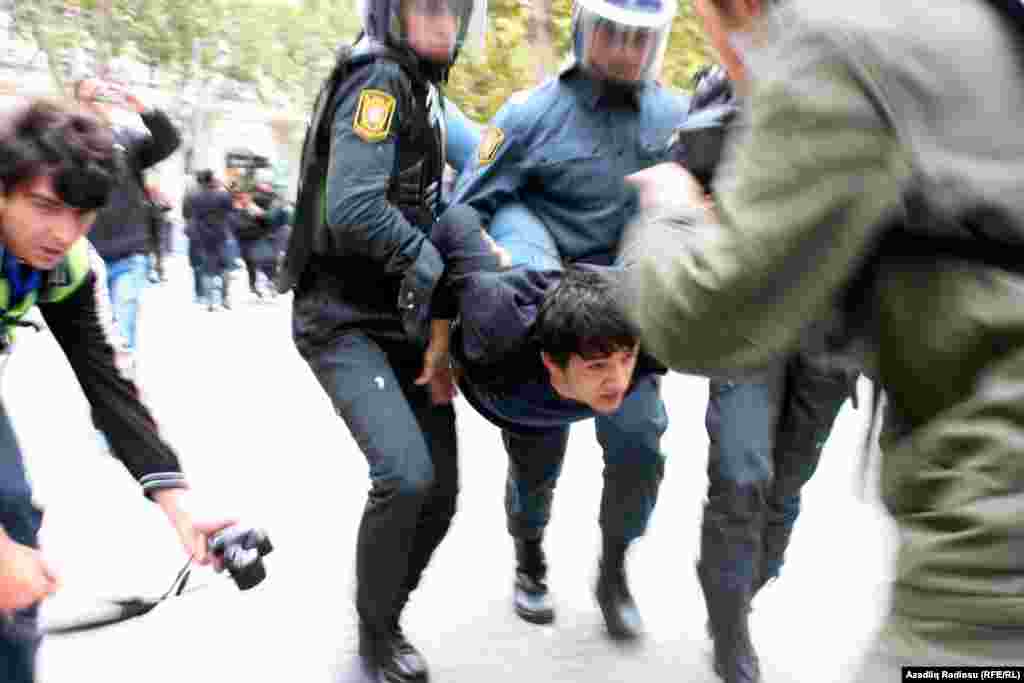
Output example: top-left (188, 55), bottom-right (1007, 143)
top-left (4, 257), bottom-right (895, 682)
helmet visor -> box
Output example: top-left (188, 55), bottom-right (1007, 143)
top-left (575, 6), bottom-right (670, 84)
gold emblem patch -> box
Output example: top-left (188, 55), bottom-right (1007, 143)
top-left (477, 126), bottom-right (505, 165)
top-left (353, 89), bottom-right (396, 142)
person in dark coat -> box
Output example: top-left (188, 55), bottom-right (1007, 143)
top-left (74, 77), bottom-right (180, 353)
top-left (182, 170), bottom-right (233, 310)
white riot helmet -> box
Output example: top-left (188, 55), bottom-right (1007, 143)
top-left (571, 0), bottom-right (676, 85)
top-left (358, 0), bottom-right (487, 68)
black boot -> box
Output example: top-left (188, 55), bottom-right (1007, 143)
top-left (513, 538), bottom-right (554, 624)
top-left (700, 580), bottom-right (760, 683)
top-left (698, 502), bottom-right (763, 683)
top-left (359, 622), bottom-right (429, 683)
top-left (595, 538), bottom-right (643, 640)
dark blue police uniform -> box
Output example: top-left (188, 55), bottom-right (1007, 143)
top-left (671, 64), bottom-right (856, 681)
top-left (280, 38), bottom-right (458, 672)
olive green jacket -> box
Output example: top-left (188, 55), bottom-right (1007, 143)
top-left (624, 0), bottom-right (1024, 662)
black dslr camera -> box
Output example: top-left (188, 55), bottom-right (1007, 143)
top-left (667, 65), bottom-right (742, 191)
top-left (207, 525), bottom-right (274, 590)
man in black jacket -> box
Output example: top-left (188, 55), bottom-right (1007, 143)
top-left (230, 187), bottom-right (276, 299)
top-left (183, 171), bottom-right (234, 311)
top-left (74, 77), bottom-right (180, 358)
top-left (0, 98), bottom-right (234, 683)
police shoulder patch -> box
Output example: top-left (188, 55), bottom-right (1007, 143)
top-left (353, 89), bottom-right (396, 143)
top-left (477, 126), bottom-right (505, 165)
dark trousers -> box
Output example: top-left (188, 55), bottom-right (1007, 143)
top-left (504, 374), bottom-right (666, 546)
top-left (301, 331), bottom-right (458, 653)
top-left (239, 239), bottom-right (275, 293)
top-left (188, 239), bottom-right (205, 300)
top-left (0, 402), bottom-right (42, 683)
top-left (700, 354), bottom-right (851, 604)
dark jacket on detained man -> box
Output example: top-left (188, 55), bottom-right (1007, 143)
top-left (431, 206), bottom-right (663, 433)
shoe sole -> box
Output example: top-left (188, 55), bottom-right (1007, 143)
top-left (514, 604), bottom-right (555, 625)
top-left (597, 596), bottom-right (643, 641)
top-left (377, 670), bottom-right (428, 683)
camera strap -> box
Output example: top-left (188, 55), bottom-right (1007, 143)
top-left (41, 555), bottom-right (196, 636)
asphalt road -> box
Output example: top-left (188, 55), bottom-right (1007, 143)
top-left (2, 257), bottom-right (895, 683)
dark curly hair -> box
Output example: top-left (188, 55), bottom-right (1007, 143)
top-left (0, 99), bottom-right (118, 209)
top-left (533, 266), bottom-right (638, 369)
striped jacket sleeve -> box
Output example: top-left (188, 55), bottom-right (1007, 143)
top-left (38, 243), bottom-right (186, 497)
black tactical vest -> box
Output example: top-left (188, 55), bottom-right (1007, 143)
top-left (279, 38), bottom-right (446, 294)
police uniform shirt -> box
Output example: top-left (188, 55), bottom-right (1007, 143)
top-left (450, 66), bottom-right (689, 266)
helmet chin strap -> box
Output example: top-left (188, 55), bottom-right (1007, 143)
top-left (402, 41), bottom-right (453, 83)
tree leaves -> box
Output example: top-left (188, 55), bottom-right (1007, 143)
top-left (447, 0), bottom-right (712, 122)
top-left (11, 0), bottom-right (711, 123)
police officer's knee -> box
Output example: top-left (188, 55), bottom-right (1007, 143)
top-left (714, 445), bottom-right (774, 490)
top-left (375, 459), bottom-right (435, 504)
top-left (706, 481), bottom-right (768, 522)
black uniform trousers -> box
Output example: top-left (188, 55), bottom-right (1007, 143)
top-left (301, 330), bottom-right (458, 649)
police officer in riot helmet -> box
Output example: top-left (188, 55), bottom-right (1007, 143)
top-left (572, 0), bottom-right (674, 88)
top-left (278, 0), bottom-right (483, 680)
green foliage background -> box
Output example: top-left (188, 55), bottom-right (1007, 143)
top-left (11, 0), bottom-right (711, 122)
top-left (446, 0), bottom-right (712, 122)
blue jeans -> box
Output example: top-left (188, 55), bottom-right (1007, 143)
top-left (0, 402), bottom-right (42, 683)
top-left (701, 354), bottom-right (851, 598)
top-left (103, 253), bottom-right (149, 353)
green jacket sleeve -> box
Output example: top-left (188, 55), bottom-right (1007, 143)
top-left (623, 39), bottom-right (910, 377)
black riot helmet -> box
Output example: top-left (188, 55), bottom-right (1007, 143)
top-left (358, 0), bottom-right (486, 73)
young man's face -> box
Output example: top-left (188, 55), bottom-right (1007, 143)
top-left (588, 23), bottom-right (656, 84)
top-left (0, 175), bottom-right (96, 270)
top-left (543, 344), bottom-right (640, 415)
top-left (403, 0), bottom-right (459, 64)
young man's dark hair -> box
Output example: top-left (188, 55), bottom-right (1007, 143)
top-left (0, 98), bottom-right (235, 683)
top-left (533, 266), bottom-right (638, 368)
top-left (0, 100), bottom-right (117, 208)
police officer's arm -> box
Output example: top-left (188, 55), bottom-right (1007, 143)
top-left (448, 98), bottom-right (531, 224)
top-left (323, 61), bottom-right (444, 306)
top-left (130, 109), bottom-right (182, 171)
top-left (623, 38), bottom-right (908, 377)
top-left (38, 245), bottom-right (186, 497)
